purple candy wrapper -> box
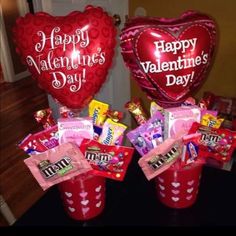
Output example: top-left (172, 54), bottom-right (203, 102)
top-left (127, 111), bottom-right (164, 156)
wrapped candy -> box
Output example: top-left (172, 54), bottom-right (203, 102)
top-left (198, 92), bottom-right (215, 109)
top-left (18, 133), bottom-right (48, 155)
top-left (58, 117), bottom-right (94, 146)
top-left (34, 108), bottom-right (56, 129)
top-left (164, 106), bottom-right (201, 139)
top-left (93, 125), bottom-right (103, 141)
top-left (200, 113), bottom-right (224, 129)
top-left (182, 97), bottom-right (196, 106)
top-left (24, 142), bottom-right (93, 190)
top-left (106, 110), bottom-right (123, 123)
top-left (79, 139), bottom-right (134, 181)
top-left (201, 109), bottom-right (218, 118)
top-left (189, 122), bottom-right (236, 162)
top-left (125, 98), bottom-right (148, 125)
top-left (150, 101), bottom-right (164, 117)
top-left (98, 118), bottom-right (127, 146)
top-left (127, 111), bottom-right (164, 156)
top-left (88, 99), bottom-right (109, 126)
top-left (127, 126), bottom-right (153, 156)
top-left (59, 106), bottom-right (80, 118)
top-left (18, 125), bottom-right (59, 155)
top-left (181, 133), bottom-right (201, 166)
top-left (138, 138), bottom-right (183, 180)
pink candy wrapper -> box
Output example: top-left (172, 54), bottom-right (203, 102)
top-left (138, 138), bottom-right (183, 180)
top-left (98, 118), bottom-right (127, 145)
top-left (24, 142), bottom-right (93, 190)
top-left (58, 117), bottom-right (94, 146)
top-left (164, 106), bottom-right (201, 139)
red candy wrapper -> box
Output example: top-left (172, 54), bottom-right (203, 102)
top-left (18, 134), bottom-right (47, 155)
top-left (106, 110), bottom-right (123, 123)
top-left (198, 92), bottom-right (215, 110)
top-left (189, 122), bottom-right (236, 162)
top-left (34, 108), bottom-right (56, 129)
top-left (79, 139), bottom-right (134, 181)
top-left (18, 125), bottom-right (59, 155)
top-left (125, 98), bottom-right (148, 125)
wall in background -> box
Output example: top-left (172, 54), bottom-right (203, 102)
top-left (2, 0), bottom-right (26, 74)
top-left (129, 0), bottom-right (236, 111)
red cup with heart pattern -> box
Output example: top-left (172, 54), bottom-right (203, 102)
top-left (155, 161), bottom-right (203, 208)
top-left (58, 173), bottom-right (105, 220)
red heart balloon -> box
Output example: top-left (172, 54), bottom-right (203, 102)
top-left (13, 6), bottom-right (116, 109)
top-left (120, 11), bottom-right (217, 107)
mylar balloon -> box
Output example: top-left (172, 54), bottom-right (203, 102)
top-left (13, 5), bottom-right (116, 109)
top-left (120, 11), bottom-right (217, 107)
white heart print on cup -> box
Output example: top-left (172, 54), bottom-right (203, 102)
top-left (68, 207), bottom-right (75, 212)
top-left (160, 192), bottom-right (165, 198)
top-left (81, 200), bottom-right (89, 206)
top-left (159, 184), bottom-right (165, 191)
top-left (95, 185), bottom-right (102, 192)
top-left (157, 177), bottom-right (164, 183)
top-left (65, 192), bottom-right (72, 198)
top-left (187, 187), bottom-right (194, 193)
top-left (66, 199), bottom-right (74, 205)
top-left (82, 207), bottom-right (90, 214)
top-left (172, 190), bottom-right (180, 195)
top-left (186, 195), bottom-right (193, 200)
top-left (95, 193), bottom-right (102, 200)
top-left (171, 182), bottom-right (180, 188)
top-left (79, 192), bottom-right (88, 198)
top-left (187, 180), bottom-right (194, 186)
top-left (171, 197), bottom-right (179, 202)
top-left (96, 201), bottom-right (102, 208)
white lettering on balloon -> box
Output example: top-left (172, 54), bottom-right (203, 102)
top-left (139, 37), bottom-right (209, 88)
top-left (26, 27), bottom-right (106, 93)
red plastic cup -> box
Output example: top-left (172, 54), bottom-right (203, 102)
top-left (155, 161), bottom-right (203, 209)
top-left (58, 173), bottom-right (105, 220)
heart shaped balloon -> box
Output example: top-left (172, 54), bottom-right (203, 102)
top-left (13, 5), bottom-right (116, 109)
top-left (120, 11), bottom-right (217, 107)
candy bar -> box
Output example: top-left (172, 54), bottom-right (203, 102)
top-left (164, 106), bottom-right (201, 139)
top-left (138, 138), bottom-right (183, 180)
top-left (127, 111), bottom-right (164, 156)
top-left (79, 139), bottom-right (134, 181)
top-left (58, 117), bottom-right (94, 146)
top-left (88, 99), bottom-right (109, 126)
top-left (24, 142), bottom-right (93, 190)
top-left (201, 113), bottom-right (224, 129)
top-left (125, 98), bottom-right (148, 125)
top-left (98, 118), bottom-right (127, 145)
top-left (189, 122), bottom-right (236, 162)
top-left (34, 108), bottom-right (56, 129)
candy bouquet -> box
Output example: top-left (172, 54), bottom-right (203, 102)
top-left (118, 9), bottom-right (236, 209)
top-left (18, 100), bottom-right (134, 220)
top-left (125, 94), bottom-right (236, 208)
top-left (11, 5), bottom-right (138, 220)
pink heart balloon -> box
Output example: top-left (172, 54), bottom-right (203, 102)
top-left (120, 11), bottom-right (217, 107)
top-left (13, 6), bottom-right (116, 110)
